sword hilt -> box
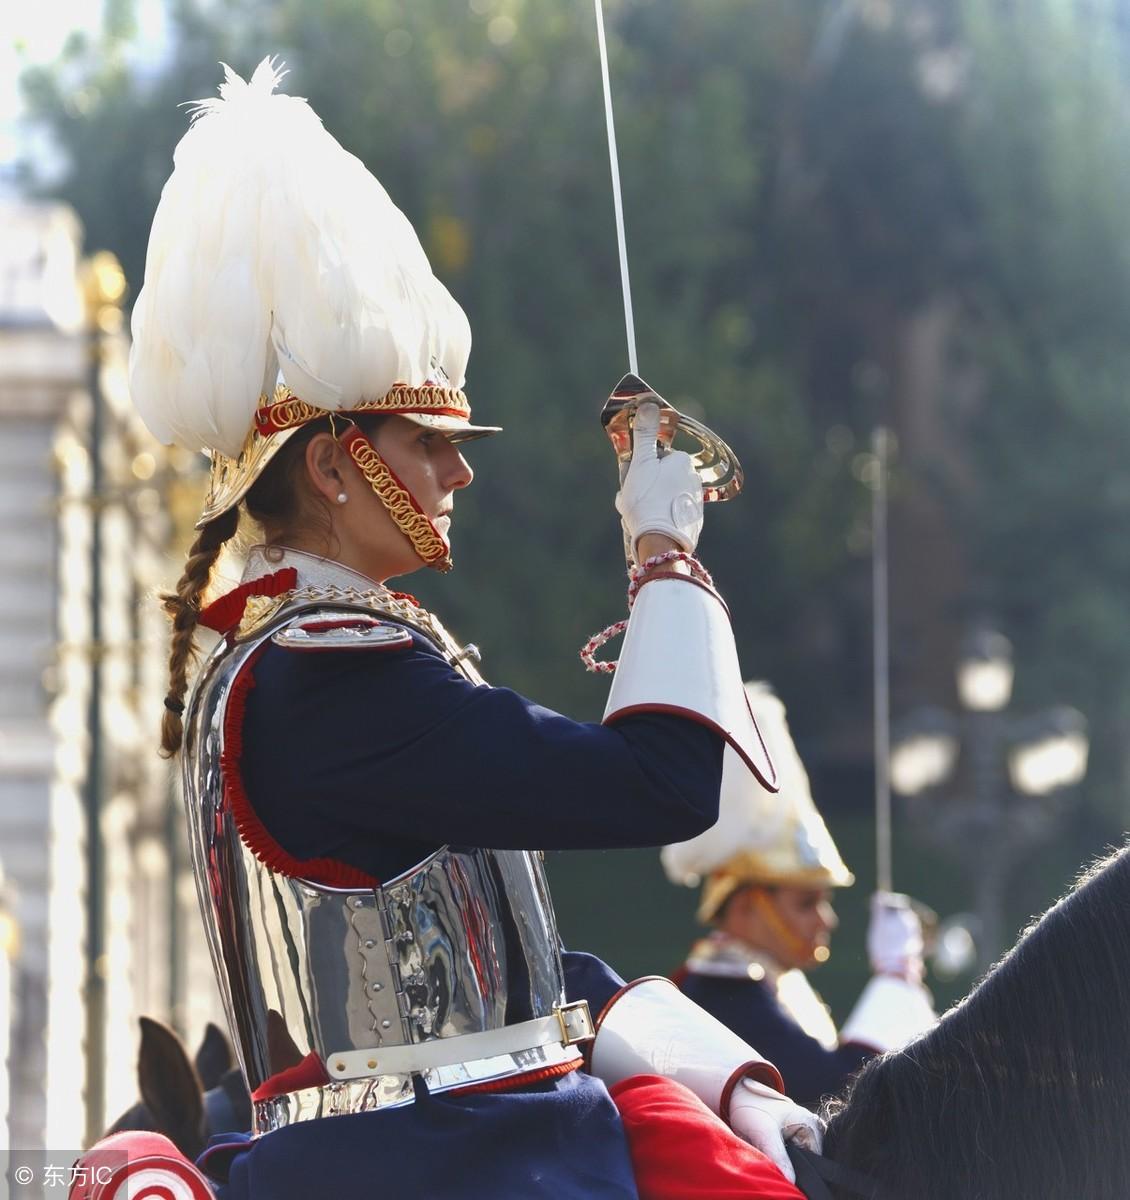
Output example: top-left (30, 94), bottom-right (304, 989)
top-left (600, 372), bottom-right (744, 503)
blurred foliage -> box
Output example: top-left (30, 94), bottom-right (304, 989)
top-left (20, 0), bottom-right (1130, 1010)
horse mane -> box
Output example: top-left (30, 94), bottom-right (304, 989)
top-left (822, 841), bottom-right (1130, 1200)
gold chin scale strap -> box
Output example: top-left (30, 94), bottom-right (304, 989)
top-left (338, 423), bottom-right (453, 572)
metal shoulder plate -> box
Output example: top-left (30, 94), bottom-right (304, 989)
top-left (235, 584), bottom-right (485, 683)
top-left (271, 610), bottom-right (414, 653)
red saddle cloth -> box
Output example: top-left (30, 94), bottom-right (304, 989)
top-left (68, 1131), bottom-right (213, 1200)
top-left (610, 1075), bottom-right (806, 1200)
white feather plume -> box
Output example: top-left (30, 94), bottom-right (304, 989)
top-left (129, 57), bottom-right (471, 458)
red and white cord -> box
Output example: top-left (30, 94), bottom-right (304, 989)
top-left (579, 551), bottom-right (713, 673)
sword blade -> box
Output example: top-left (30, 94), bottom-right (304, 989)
top-left (593, 0), bottom-right (639, 377)
top-left (872, 427), bottom-right (893, 893)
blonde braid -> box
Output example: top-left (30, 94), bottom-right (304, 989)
top-left (159, 506), bottom-right (240, 757)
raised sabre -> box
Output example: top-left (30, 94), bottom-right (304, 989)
top-left (592, 0), bottom-right (744, 532)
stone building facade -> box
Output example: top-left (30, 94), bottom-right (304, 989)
top-left (0, 200), bottom-right (220, 1179)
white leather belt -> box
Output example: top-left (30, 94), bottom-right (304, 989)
top-left (327, 1000), bottom-right (594, 1080)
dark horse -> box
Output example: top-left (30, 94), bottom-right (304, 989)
top-left (816, 841), bottom-right (1130, 1199)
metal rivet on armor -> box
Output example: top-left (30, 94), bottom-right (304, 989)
top-left (364, 939), bottom-right (376, 949)
top-left (335, 1061), bottom-right (345, 1072)
top-left (371, 981), bottom-right (383, 992)
top-left (349, 896), bottom-right (364, 909)
top-left (381, 1019), bottom-right (392, 1029)
top-left (367, 1059), bottom-right (377, 1070)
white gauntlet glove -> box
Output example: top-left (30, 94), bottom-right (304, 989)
top-left (867, 891), bottom-right (925, 981)
top-left (615, 401), bottom-right (704, 556)
top-left (840, 893), bottom-right (937, 1052)
top-left (728, 1077), bottom-right (825, 1182)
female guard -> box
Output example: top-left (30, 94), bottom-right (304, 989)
top-left (120, 59), bottom-right (818, 1200)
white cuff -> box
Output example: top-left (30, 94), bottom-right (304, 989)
top-left (602, 576), bottom-right (778, 791)
top-left (840, 974), bottom-right (937, 1053)
top-left (589, 976), bottom-right (783, 1118)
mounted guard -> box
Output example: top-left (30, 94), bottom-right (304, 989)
top-left (79, 57), bottom-right (828, 1199)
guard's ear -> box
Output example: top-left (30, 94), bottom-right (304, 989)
top-left (303, 431), bottom-right (349, 504)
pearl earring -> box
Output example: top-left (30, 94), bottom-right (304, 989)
top-left (336, 492), bottom-right (348, 504)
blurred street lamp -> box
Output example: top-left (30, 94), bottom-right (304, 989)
top-left (889, 707), bottom-right (959, 796)
top-left (891, 627), bottom-right (1088, 972)
top-left (954, 628), bottom-right (1015, 712)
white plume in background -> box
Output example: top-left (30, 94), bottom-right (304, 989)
top-left (661, 681), bottom-right (853, 895)
top-left (129, 57), bottom-right (471, 458)
top-left (661, 684), bottom-right (785, 887)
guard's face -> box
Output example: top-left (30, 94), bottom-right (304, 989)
top-left (373, 416), bottom-right (474, 543)
top-left (769, 886), bottom-right (838, 969)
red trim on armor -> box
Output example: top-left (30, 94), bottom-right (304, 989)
top-left (198, 568), bottom-right (298, 634)
top-left (250, 1051), bottom-right (333, 1101)
top-left (248, 1053), bottom-right (579, 1104)
top-left (220, 647), bottom-right (381, 889)
top-left (446, 1057), bottom-right (582, 1097)
top-left (719, 1061), bottom-right (786, 1122)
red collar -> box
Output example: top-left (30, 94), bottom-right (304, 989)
top-left (198, 568), bottom-right (298, 634)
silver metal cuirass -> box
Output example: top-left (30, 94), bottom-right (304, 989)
top-left (182, 601), bottom-right (583, 1133)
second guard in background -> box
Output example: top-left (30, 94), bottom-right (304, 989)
top-left (663, 683), bottom-right (937, 1110)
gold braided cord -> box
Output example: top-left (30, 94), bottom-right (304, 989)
top-left (257, 384), bottom-right (470, 433)
top-left (344, 434), bottom-right (452, 571)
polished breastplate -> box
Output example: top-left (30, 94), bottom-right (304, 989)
top-left (182, 591), bottom-right (590, 1133)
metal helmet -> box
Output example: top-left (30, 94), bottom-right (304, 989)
top-left (128, 58), bottom-right (499, 566)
